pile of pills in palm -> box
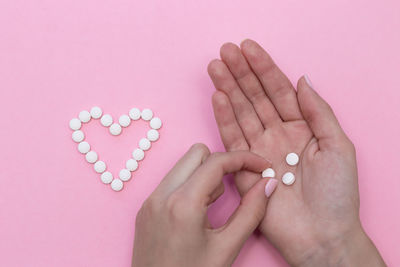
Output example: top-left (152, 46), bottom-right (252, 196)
top-left (262, 152), bottom-right (299, 186)
top-left (69, 106), bottom-right (162, 192)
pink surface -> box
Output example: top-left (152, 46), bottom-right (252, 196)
top-left (0, 0), bottom-right (399, 266)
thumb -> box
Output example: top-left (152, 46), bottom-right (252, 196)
top-left (297, 75), bottom-right (348, 151)
top-left (216, 177), bottom-right (278, 251)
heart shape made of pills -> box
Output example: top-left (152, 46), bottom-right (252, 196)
top-left (69, 106), bottom-right (162, 192)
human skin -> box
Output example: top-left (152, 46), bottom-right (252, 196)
top-left (208, 39), bottom-right (386, 266)
top-left (132, 146), bottom-right (278, 267)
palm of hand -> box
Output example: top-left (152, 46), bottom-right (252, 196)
top-left (208, 40), bottom-right (360, 265)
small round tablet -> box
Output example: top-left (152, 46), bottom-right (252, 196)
top-left (282, 172), bottom-right (295, 185)
top-left (262, 168), bottom-right (276, 178)
top-left (126, 159), bottom-right (138, 171)
top-left (111, 179), bottom-right (123, 192)
top-left (119, 114), bottom-right (131, 127)
top-left (129, 108), bottom-right (141, 120)
top-left (69, 118), bottom-right (82, 130)
top-left (78, 141), bottom-right (90, 154)
top-left (119, 169), bottom-right (132, 182)
top-left (94, 161), bottom-right (106, 173)
top-left (109, 123), bottom-right (122, 136)
top-left (139, 138), bottom-right (151, 151)
top-left (132, 148), bottom-right (145, 161)
top-left (101, 171), bottom-right (113, 184)
top-left (286, 153), bottom-right (299, 166)
top-left (90, 106), bottom-right (103, 119)
top-left (141, 109), bottom-right (153, 121)
top-left (72, 130), bottom-right (85, 142)
top-left (100, 114), bottom-right (113, 127)
top-left (147, 129), bottom-right (159, 142)
top-left (79, 110), bottom-right (91, 123)
top-left (149, 117), bottom-right (162, 130)
top-left (85, 151), bottom-right (98, 163)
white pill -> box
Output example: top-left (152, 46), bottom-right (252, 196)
top-left (78, 141), bottom-right (91, 154)
top-left (262, 168), bottom-right (276, 178)
top-left (147, 129), bottom-right (159, 142)
top-left (85, 151), bottom-right (98, 163)
top-left (109, 123), bottom-right (122, 136)
top-left (141, 108), bottom-right (153, 121)
top-left (126, 159), bottom-right (138, 171)
top-left (149, 117), bottom-right (162, 130)
top-left (129, 108), bottom-right (141, 120)
top-left (119, 114), bottom-right (131, 127)
top-left (100, 114), bottom-right (113, 127)
top-left (286, 153), bottom-right (299, 166)
top-left (101, 171), bottom-right (113, 184)
top-left (94, 161), bottom-right (106, 173)
top-left (132, 148), bottom-right (145, 161)
top-left (69, 118), bottom-right (82, 130)
top-left (79, 110), bottom-right (91, 123)
top-left (119, 169), bottom-right (132, 181)
top-left (90, 106), bottom-right (102, 119)
top-left (111, 179), bottom-right (123, 192)
top-left (139, 138), bottom-right (151, 151)
top-left (72, 130), bottom-right (85, 142)
top-left (282, 172), bottom-right (295, 185)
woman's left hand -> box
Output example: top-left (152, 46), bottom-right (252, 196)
top-left (132, 143), bottom-right (277, 267)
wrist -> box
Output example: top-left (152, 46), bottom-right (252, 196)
top-left (296, 224), bottom-right (386, 267)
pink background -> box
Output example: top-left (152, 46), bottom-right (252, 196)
top-left (0, 0), bottom-right (399, 266)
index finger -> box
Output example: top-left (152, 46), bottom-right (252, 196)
top-left (181, 151), bottom-right (271, 202)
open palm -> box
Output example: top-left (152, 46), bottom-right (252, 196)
top-left (208, 40), bottom-right (365, 266)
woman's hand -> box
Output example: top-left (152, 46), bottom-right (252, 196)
top-left (132, 144), bottom-right (278, 267)
top-left (208, 39), bottom-right (386, 266)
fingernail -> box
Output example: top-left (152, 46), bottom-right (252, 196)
top-left (304, 74), bottom-right (314, 89)
top-left (265, 179), bottom-right (278, 197)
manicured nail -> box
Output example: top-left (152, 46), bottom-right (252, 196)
top-left (265, 178), bottom-right (278, 197)
top-left (304, 74), bottom-right (314, 89)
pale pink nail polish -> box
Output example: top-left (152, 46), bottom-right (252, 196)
top-left (265, 179), bottom-right (278, 197)
top-left (304, 74), bottom-right (314, 89)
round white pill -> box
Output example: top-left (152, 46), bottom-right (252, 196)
top-left (109, 123), bottom-right (122, 136)
top-left (111, 179), bottom-right (123, 192)
top-left (282, 172), bottom-right (295, 185)
top-left (69, 118), bottom-right (82, 130)
top-left (126, 159), bottom-right (138, 171)
top-left (72, 130), bottom-right (85, 142)
top-left (94, 161), bottom-right (106, 173)
top-left (286, 153), bottom-right (299, 166)
top-left (119, 114), bottom-right (131, 127)
top-left (100, 114), bottom-right (113, 127)
top-left (85, 151), bottom-right (98, 163)
top-left (119, 169), bottom-right (132, 182)
top-left (90, 106), bottom-right (102, 119)
top-left (79, 110), bottom-right (91, 123)
top-left (101, 171), bottom-right (113, 184)
top-left (129, 108), bottom-right (141, 120)
top-left (141, 108), bottom-right (153, 121)
top-left (147, 129), bottom-right (159, 142)
top-left (262, 168), bottom-right (276, 178)
top-left (139, 138), bottom-right (151, 151)
top-left (78, 141), bottom-right (91, 154)
top-left (132, 148), bottom-right (145, 161)
top-left (149, 117), bottom-right (162, 130)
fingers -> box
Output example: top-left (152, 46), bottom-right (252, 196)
top-left (240, 39), bottom-right (303, 122)
top-left (212, 91), bottom-right (249, 151)
top-left (154, 143), bottom-right (210, 197)
top-left (219, 43), bottom-right (282, 128)
top-left (208, 59), bottom-right (264, 143)
top-left (297, 75), bottom-right (348, 151)
top-left (181, 151), bottom-right (271, 201)
top-left (217, 178), bottom-right (278, 251)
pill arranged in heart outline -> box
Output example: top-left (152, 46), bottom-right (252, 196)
top-left (69, 107), bottom-right (162, 192)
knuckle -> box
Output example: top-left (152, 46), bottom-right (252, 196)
top-left (166, 192), bottom-right (197, 220)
